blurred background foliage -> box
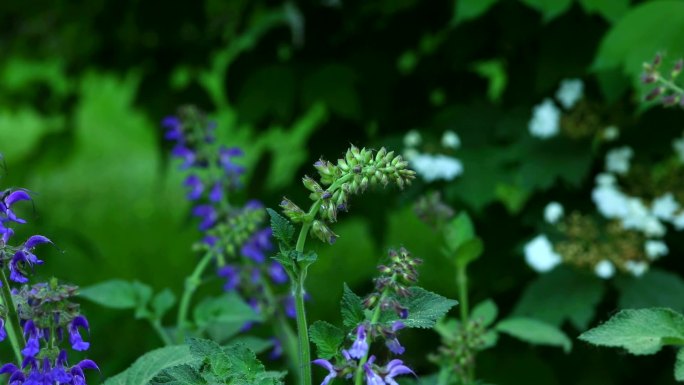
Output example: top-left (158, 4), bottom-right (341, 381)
top-left (1, 0), bottom-right (684, 384)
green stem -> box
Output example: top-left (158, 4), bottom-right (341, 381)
top-left (456, 264), bottom-right (473, 384)
top-left (262, 273), bottom-right (300, 384)
top-left (0, 271), bottom-right (23, 364)
top-left (150, 319), bottom-right (174, 346)
top-left (658, 75), bottom-right (684, 95)
top-left (176, 251), bottom-right (214, 343)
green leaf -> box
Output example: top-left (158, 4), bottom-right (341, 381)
top-left (152, 289), bottom-right (177, 319)
top-left (151, 365), bottom-right (205, 385)
top-left (592, 2), bottom-right (684, 80)
top-left (579, 308), bottom-right (684, 355)
top-left (302, 64), bottom-right (360, 120)
top-left (676, 348), bottom-right (684, 381)
top-left (452, 0), bottom-right (498, 25)
top-left (496, 317), bottom-right (572, 352)
top-left (341, 283), bottom-right (365, 328)
top-left (444, 213), bottom-right (475, 252)
top-left (518, 0), bottom-right (573, 22)
top-left (229, 336), bottom-right (275, 355)
top-left (578, 0), bottom-right (630, 23)
top-left (194, 293), bottom-right (262, 342)
top-left (453, 238), bottom-right (484, 268)
top-left (472, 299), bottom-right (498, 327)
top-left (293, 250), bottom-right (318, 264)
top-left (79, 279), bottom-right (152, 311)
top-left (389, 287), bottom-right (458, 329)
top-left (267, 208), bottom-right (295, 245)
top-left (188, 338), bottom-right (231, 378)
top-left (513, 267), bottom-right (605, 330)
top-left (103, 345), bottom-right (196, 385)
top-left (615, 269), bottom-right (684, 312)
top-left (309, 321), bottom-right (346, 359)
top-left (471, 59), bottom-right (508, 103)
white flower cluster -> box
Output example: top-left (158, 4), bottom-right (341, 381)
top-left (403, 130), bottom-right (464, 183)
top-left (673, 135), bottom-right (684, 163)
top-left (524, 234), bottom-right (562, 273)
top-left (528, 78), bottom-right (584, 139)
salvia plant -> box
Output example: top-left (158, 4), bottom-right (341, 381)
top-left (0, 180), bottom-right (98, 384)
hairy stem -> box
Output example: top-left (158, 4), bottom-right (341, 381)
top-left (176, 251), bottom-right (214, 343)
top-left (0, 270), bottom-right (24, 363)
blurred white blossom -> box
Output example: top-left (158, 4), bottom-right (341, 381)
top-left (555, 78), bottom-right (584, 109)
top-left (603, 126), bottom-right (619, 141)
top-left (673, 213), bottom-right (684, 230)
top-left (644, 240), bottom-right (669, 260)
top-left (651, 193), bottom-right (680, 221)
top-left (403, 130), bottom-right (422, 148)
top-left (441, 130), bottom-right (461, 149)
top-left (673, 137), bottom-right (684, 163)
top-left (544, 202), bottom-right (564, 224)
top-left (605, 146), bottom-right (634, 175)
top-left (625, 261), bottom-right (648, 277)
top-left (410, 153), bottom-right (463, 182)
top-left (524, 235), bottom-right (562, 273)
top-left (594, 260), bottom-right (615, 279)
top-left (592, 182), bottom-right (629, 219)
top-left (529, 98), bottom-right (560, 139)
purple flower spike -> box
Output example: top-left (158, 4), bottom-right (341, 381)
top-left (162, 116), bottom-right (183, 141)
top-left (268, 262), bottom-right (288, 284)
top-left (349, 325), bottom-right (369, 359)
top-left (384, 359), bottom-right (415, 385)
top-left (363, 356), bottom-right (384, 385)
top-left (217, 265), bottom-right (240, 291)
top-left (171, 145), bottom-right (196, 169)
top-left (68, 316), bottom-right (90, 351)
top-left (312, 359), bottom-right (337, 385)
top-left (183, 175), bottom-right (204, 201)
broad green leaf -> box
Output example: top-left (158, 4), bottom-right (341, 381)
top-left (454, 238), bottom-right (484, 268)
top-left (188, 338), bottom-right (231, 378)
top-left (513, 267), bottom-right (604, 329)
top-left (79, 280), bottom-right (152, 310)
top-left (452, 0), bottom-right (498, 25)
top-left (578, 0), bottom-right (630, 23)
top-left (0, 107), bottom-right (64, 164)
top-left (222, 344), bottom-right (271, 383)
top-left (103, 345), bottom-right (196, 385)
top-left (150, 364), bottom-right (205, 385)
top-left (341, 283), bottom-right (365, 328)
top-left (593, 2), bottom-right (684, 80)
top-left (229, 336), bottom-right (275, 355)
top-left (676, 348), bottom-right (684, 381)
top-left (471, 59), bottom-right (508, 103)
top-left (518, 0), bottom-right (572, 22)
top-left (267, 208), bottom-right (295, 245)
top-left (497, 317), bottom-right (572, 352)
top-left (389, 287), bottom-right (458, 329)
top-left (152, 289), bottom-right (177, 319)
top-left (194, 293), bottom-right (262, 342)
top-left (444, 213), bottom-right (475, 252)
top-left (309, 321), bottom-right (345, 359)
top-left (615, 269), bottom-right (684, 312)
top-left (472, 299), bottom-right (499, 327)
top-left (579, 308), bottom-right (684, 355)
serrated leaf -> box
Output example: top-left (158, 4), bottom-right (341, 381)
top-left (151, 364), bottom-right (206, 385)
top-left (152, 289), bottom-right (177, 319)
top-left (103, 345), bottom-right (196, 385)
top-left (228, 336), bottom-right (275, 355)
top-left (79, 279), bottom-right (152, 310)
top-left (676, 348), bottom-right (684, 381)
top-left (187, 338), bottom-right (232, 379)
top-left (309, 321), bottom-right (345, 359)
top-left (388, 287), bottom-right (458, 329)
top-left (267, 208), bottom-right (295, 245)
top-left (472, 299), bottom-right (498, 327)
top-left (579, 308), bottom-right (684, 355)
top-left (496, 317), bottom-right (572, 352)
top-left (341, 284), bottom-right (365, 328)
top-left (194, 293), bottom-right (262, 343)
top-left (272, 253), bottom-right (296, 277)
top-left (513, 267), bottom-right (604, 330)
top-left (293, 250), bottom-right (318, 264)
top-left (222, 344), bottom-right (268, 382)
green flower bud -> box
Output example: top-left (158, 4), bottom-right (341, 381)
top-left (302, 175), bottom-right (322, 193)
top-left (280, 197), bottom-right (306, 223)
top-left (311, 220), bottom-right (338, 244)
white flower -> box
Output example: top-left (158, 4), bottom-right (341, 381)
top-left (673, 137), bottom-right (684, 163)
top-left (594, 260), bottom-right (615, 279)
top-left (644, 240), bottom-right (669, 260)
top-left (403, 130), bottom-right (422, 148)
top-left (622, 198), bottom-right (666, 237)
top-left (410, 153), bottom-right (464, 182)
top-left (603, 126), bottom-right (619, 141)
top-left (592, 184), bottom-right (629, 219)
top-left (441, 130), bottom-right (461, 149)
top-left (529, 98), bottom-right (561, 139)
top-left (544, 202), bottom-right (564, 224)
top-left (555, 78), bottom-right (584, 109)
top-left (524, 235), bottom-right (562, 273)
top-left (625, 261), bottom-right (649, 277)
top-left (673, 213), bottom-right (684, 230)
top-left (402, 148), bottom-right (419, 161)
top-left (651, 193), bottom-right (680, 221)
top-left (605, 146), bottom-right (634, 175)
top-left (595, 172), bottom-right (617, 187)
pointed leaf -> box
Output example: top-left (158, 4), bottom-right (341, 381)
top-left (309, 321), bottom-right (345, 359)
top-left (496, 317), bottom-right (572, 352)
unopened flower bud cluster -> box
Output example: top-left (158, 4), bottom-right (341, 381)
top-left (642, 53), bottom-right (684, 108)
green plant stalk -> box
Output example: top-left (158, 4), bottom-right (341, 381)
top-left (0, 270), bottom-right (24, 363)
top-left (353, 275), bottom-right (395, 385)
top-left (456, 264), bottom-right (474, 384)
top-left (176, 251), bottom-right (214, 343)
top-left (150, 318), bottom-right (174, 346)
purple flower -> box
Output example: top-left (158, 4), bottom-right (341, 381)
top-left (0, 318), bottom-right (6, 342)
top-left (21, 320), bottom-right (40, 358)
top-left (312, 359), bottom-right (337, 385)
top-left (268, 262), bottom-right (288, 284)
top-left (183, 175), bottom-right (204, 200)
top-left (191, 205), bottom-right (217, 231)
top-left (363, 356), bottom-right (384, 385)
top-left (268, 338), bottom-right (283, 360)
top-left (383, 359), bottom-right (415, 385)
top-left (284, 295), bottom-right (296, 319)
top-left (162, 116), bottom-right (183, 141)
top-left (349, 325), bottom-right (369, 359)
top-left (171, 145), bottom-right (196, 169)
top-left (217, 265), bottom-right (240, 291)
top-left (2, 190), bottom-right (31, 224)
top-left (69, 359), bottom-right (99, 385)
top-left (68, 316), bottom-right (90, 351)
top-left (241, 228), bottom-right (273, 263)
top-left (209, 182), bottom-right (223, 203)
top-left (1, 220), bottom-right (14, 243)
top-left (50, 350), bottom-right (73, 383)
